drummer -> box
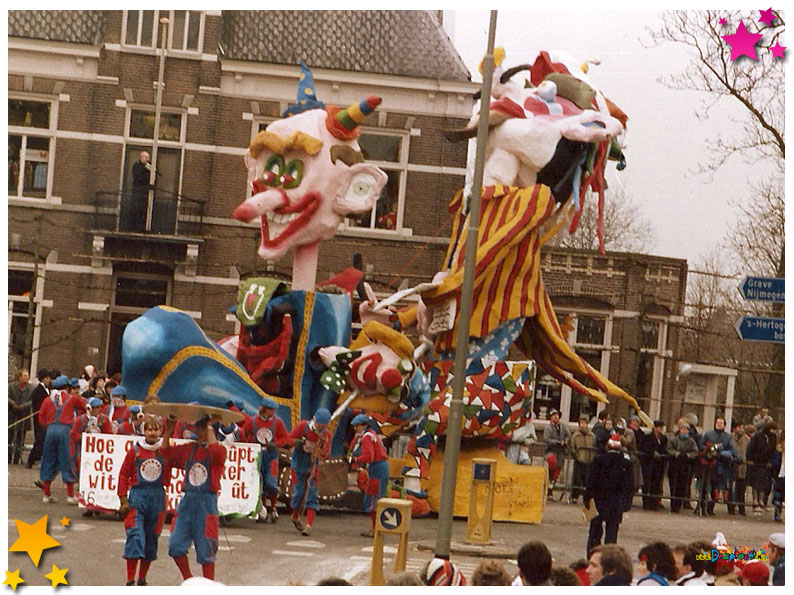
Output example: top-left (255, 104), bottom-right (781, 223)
top-left (163, 411), bottom-right (227, 581)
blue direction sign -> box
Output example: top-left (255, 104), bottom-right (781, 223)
top-left (739, 276), bottom-right (785, 303)
top-left (379, 507), bottom-right (402, 530)
top-left (735, 316), bottom-right (784, 343)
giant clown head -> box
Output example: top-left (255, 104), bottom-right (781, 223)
top-left (232, 72), bottom-right (387, 263)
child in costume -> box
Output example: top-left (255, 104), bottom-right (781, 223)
top-left (250, 397), bottom-right (288, 523)
top-left (118, 415), bottom-right (172, 586)
top-left (163, 414), bottom-right (227, 581)
top-left (37, 374), bottom-right (87, 504)
top-left (287, 408), bottom-right (331, 536)
top-left (108, 385), bottom-right (130, 433)
top-left (349, 414), bottom-right (390, 537)
top-left (118, 405), bottom-right (146, 436)
top-left (70, 397), bottom-right (113, 514)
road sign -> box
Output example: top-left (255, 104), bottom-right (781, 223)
top-left (379, 507), bottom-right (402, 531)
top-left (735, 316), bottom-right (784, 343)
top-left (738, 276), bottom-right (785, 303)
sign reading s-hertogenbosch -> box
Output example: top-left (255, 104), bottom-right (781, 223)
top-left (738, 276), bottom-right (785, 303)
top-left (735, 316), bottom-right (784, 344)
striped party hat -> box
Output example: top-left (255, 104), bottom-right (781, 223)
top-left (325, 95), bottom-right (381, 140)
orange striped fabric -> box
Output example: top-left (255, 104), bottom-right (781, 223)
top-left (421, 185), bottom-right (643, 415)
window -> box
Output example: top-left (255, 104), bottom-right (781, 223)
top-left (641, 320), bottom-right (660, 350)
top-left (348, 131), bottom-right (408, 232)
top-left (8, 270), bottom-right (35, 369)
top-left (107, 272), bottom-right (171, 374)
top-left (124, 11), bottom-right (203, 52)
top-left (122, 109), bottom-right (185, 233)
top-left (576, 315), bottom-right (605, 346)
top-left (8, 98), bottom-right (55, 199)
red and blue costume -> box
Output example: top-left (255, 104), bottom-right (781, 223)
top-left (251, 412), bottom-right (288, 504)
top-left (165, 441), bottom-right (227, 574)
top-left (70, 410), bottom-right (112, 478)
top-left (287, 420), bottom-right (331, 518)
top-left (38, 385), bottom-right (86, 491)
top-left (118, 442), bottom-right (172, 567)
top-left (351, 428), bottom-right (390, 520)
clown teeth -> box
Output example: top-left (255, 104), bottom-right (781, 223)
top-left (267, 211), bottom-right (300, 225)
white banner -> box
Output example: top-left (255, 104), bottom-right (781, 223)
top-left (78, 433), bottom-right (262, 516)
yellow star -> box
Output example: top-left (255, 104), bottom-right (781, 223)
top-left (58, 517), bottom-right (70, 527)
top-left (44, 564), bottom-right (68, 588)
top-left (2, 569), bottom-right (25, 591)
top-left (8, 516), bottom-right (61, 567)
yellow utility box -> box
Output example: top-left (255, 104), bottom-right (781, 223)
top-left (465, 458), bottom-right (496, 543)
top-left (370, 497), bottom-right (412, 585)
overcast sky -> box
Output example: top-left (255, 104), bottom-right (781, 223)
top-left (442, 10), bottom-right (778, 270)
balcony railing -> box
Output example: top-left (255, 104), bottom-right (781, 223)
top-left (93, 189), bottom-right (205, 238)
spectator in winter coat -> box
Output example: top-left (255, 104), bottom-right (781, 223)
top-left (542, 409), bottom-right (570, 495)
top-left (666, 422), bottom-right (698, 513)
top-left (753, 407), bottom-right (774, 431)
top-left (635, 542), bottom-right (676, 585)
top-left (8, 369), bottom-right (32, 464)
top-left (746, 421), bottom-right (777, 513)
top-left (672, 543), bottom-right (708, 585)
top-left (584, 433), bottom-right (634, 556)
top-left (592, 410), bottom-right (611, 452)
top-left (699, 416), bottom-right (740, 514)
top-left (505, 420), bottom-right (537, 466)
top-left (568, 416), bottom-right (596, 503)
top-left (639, 420), bottom-right (667, 510)
top-left (731, 421), bottom-right (752, 515)
top-left (764, 532), bottom-right (785, 586)
top-left (586, 544), bottom-right (633, 586)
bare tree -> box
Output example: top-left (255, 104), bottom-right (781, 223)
top-left (558, 188), bottom-right (656, 253)
top-left (648, 10), bottom-right (785, 410)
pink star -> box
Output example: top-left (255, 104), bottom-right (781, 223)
top-left (719, 18), bottom-right (727, 25)
top-left (758, 8), bottom-right (776, 26)
top-left (770, 42), bottom-right (786, 59)
top-left (722, 21), bottom-right (764, 61)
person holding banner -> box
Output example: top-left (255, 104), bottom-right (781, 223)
top-left (348, 414), bottom-right (390, 538)
top-left (251, 397), bottom-right (288, 524)
top-left (287, 408), bottom-right (332, 537)
top-left (70, 397), bottom-right (113, 502)
top-left (118, 415), bottom-right (172, 586)
top-left (163, 414), bottom-right (227, 581)
top-left (37, 374), bottom-right (87, 504)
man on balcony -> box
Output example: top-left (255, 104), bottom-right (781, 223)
top-left (122, 151), bottom-right (155, 232)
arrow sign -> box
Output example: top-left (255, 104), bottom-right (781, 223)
top-left (738, 276), bottom-right (785, 303)
top-left (735, 316), bottom-right (784, 343)
top-left (380, 507), bottom-right (402, 530)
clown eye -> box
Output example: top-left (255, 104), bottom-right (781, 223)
top-left (282, 159), bottom-right (303, 189)
top-left (263, 155), bottom-right (284, 186)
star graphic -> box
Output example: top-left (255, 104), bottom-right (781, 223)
top-left (770, 42), bottom-right (787, 59)
top-left (759, 8), bottom-right (777, 26)
top-left (722, 21), bottom-right (764, 61)
top-left (8, 516), bottom-right (61, 567)
top-left (719, 17), bottom-right (727, 25)
top-left (2, 570), bottom-right (25, 591)
top-left (43, 564), bottom-right (68, 588)
top-left (58, 517), bottom-right (70, 527)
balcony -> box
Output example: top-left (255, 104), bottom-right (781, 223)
top-left (92, 188), bottom-right (206, 240)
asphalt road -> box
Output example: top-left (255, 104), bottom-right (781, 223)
top-left (6, 465), bottom-right (783, 586)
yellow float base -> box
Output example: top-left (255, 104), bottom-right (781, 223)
top-left (426, 444), bottom-right (547, 524)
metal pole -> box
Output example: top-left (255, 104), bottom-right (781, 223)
top-left (146, 15), bottom-right (169, 232)
top-left (434, 10), bottom-right (498, 558)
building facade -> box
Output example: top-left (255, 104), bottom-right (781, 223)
top-left (8, 10), bottom-right (691, 427)
top-left (8, 10), bottom-right (474, 377)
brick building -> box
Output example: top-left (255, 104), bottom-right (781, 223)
top-left (8, 10), bottom-right (690, 426)
top-left (8, 10), bottom-right (474, 377)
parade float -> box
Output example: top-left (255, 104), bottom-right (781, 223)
top-left (119, 51), bottom-right (648, 523)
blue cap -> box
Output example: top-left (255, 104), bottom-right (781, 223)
top-left (261, 397), bottom-right (279, 410)
top-left (351, 414), bottom-right (370, 426)
top-left (52, 375), bottom-right (70, 389)
top-left (313, 408), bottom-right (331, 424)
top-left (70, 377), bottom-right (80, 387)
top-left (88, 397), bottom-right (103, 409)
top-left (111, 385), bottom-right (127, 397)
top-left (129, 405), bottom-right (143, 415)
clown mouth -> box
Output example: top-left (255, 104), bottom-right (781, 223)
top-left (351, 352), bottom-right (381, 391)
top-left (260, 192), bottom-right (321, 249)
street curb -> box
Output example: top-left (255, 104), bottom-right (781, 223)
top-left (416, 540), bottom-right (513, 558)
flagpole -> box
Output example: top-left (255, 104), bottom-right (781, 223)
top-left (433, 9), bottom-right (498, 559)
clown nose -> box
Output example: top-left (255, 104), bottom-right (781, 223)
top-left (381, 368), bottom-right (403, 390)
top-left (233, 202), bottom-right (258, 223)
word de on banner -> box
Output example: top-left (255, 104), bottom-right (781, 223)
top-left (79, 433), bottom-right (261, 516)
